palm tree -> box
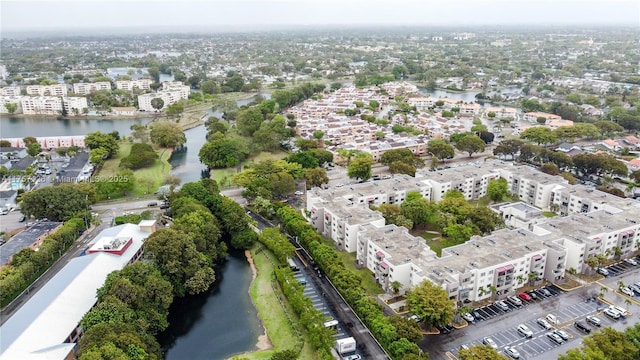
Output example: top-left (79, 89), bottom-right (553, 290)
top-left (390, 281), bottom-right (402, 296)
top-left (528, 272), bottom-right (537, 286)
top-left (516, 275), bottom-right (526, 286)
top-left (625, 298), bottom-right (632, 310)
top-left (613, 246), bottom-right (622, 260)
top-left (489, 286), bottom-right (498, 301)
top-left (599, 286), bottom-right (608, 299)
top-left (478, 287), bottom-right (488, 298)
top-left (617, 280), bottom-right (626, 291)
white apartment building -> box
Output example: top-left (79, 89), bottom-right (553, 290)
top-left (0, 96), bottom-right (23, 114)
top-left (63, 97), bottom-right (88, 114)
top-left (137, 82), bottom-right (190, 112)
top-left (1, 86), bottom-right (21, 97)
top-left (20, 97), bottom-right (63, 115)
top-left (115, 79), bottom-right (153, 92)
top-left (523, 112), bottom-right (561, 123)
top-left (72, 81), bottom-right (111, 95)
top-left (305, 160), bottom-right (640, 301)
top-left (25, 84), bottom-right (67, 96)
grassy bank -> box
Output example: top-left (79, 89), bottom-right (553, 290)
top-left (232, 247), bottom-right (316, 360)
top-left (98, 141), bottom-right (172, 196)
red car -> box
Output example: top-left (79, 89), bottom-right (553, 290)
top-left (518, 292), bottom-right (532, 302)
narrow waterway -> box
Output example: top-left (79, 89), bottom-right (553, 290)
top-left (157, 250), bottom-right (263, 360)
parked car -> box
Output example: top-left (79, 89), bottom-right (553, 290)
top-left (462, 312), bottom-right (475, 322)
top-left (518, 292), bottom-right (532, 302)
top-left (372, 175), bottom-right (381, 180)
top-left (553, 329), bottom-right (570, 341)
top-left (504, 346), bottom-right (520, 359)
top-left (526, 290), bottom-right (538, 300)
top-left (294, 190), bottom-right (304, 195)
top-left (586, 315), bottom-right (601, 327)
top-left (597, 268), bottom-right (610, 276)
top-left (483, 337), bottom-right (498, 349)
top-left (546, 313), bottom-right (559, 324)
top-left (547, 331), bottom-right (564, 344)
top-left (19, 214), bottom-right (26, 222)
top-left (408, 315), bottom-right (421, 322)
top-left (507, 296), bottom-right (523, 307)
top-left (604, 308), bottom-right (621, 319)
top-left (536, 288), bottom-right (551, 297)
top-left (630, 284), bottom-right (640, 295)
top-left (624, 258), bottom-right (638, 266)
top-left (517, 324), bottom-right (533, 338)
top-left (537, 318), bottom-right (552, 330)
top-left (472, 309), bottom-right (484, 321)
top-left (574, 321), bottom-right (592, 333)
top-left (620, 286), bottom-right (634, 297)
top-left (147, 201), bottom-right (158, 207)
top-left (609, 305), bottom-right (629, 318)
top-left (495, 300), bottom-right (510, 311)
top-left (342, 355), bottom-right (361, 360)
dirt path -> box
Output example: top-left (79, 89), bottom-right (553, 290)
top-left (245, 249), bottom-right (273, 351)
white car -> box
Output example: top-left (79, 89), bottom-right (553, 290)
top-left (495, 300), bottom-right (510, 311)
top-left (504, 346), bottom-right (520, 359)
top-left (547, 331), bottom-right (564, 344)
top-left (462, 312), bottom-right (475, 322)
top-left (537, 318), bottom-right (553, 330)
top-left (553, 329), bottom-right (570, 341)
top-left (586, 315), bottom-right (601, 327)
top-left (624, 258), bottom-right (638, 266)
top-left (517, 324), bottom-right (533, 338)
top-left (294, 190), bottom-right (304, 195)
top-left (609, 305), bottom-right (629, 317)
top-left (621, 287), bottom-right (634, 297)
top-left (604, 307), bottom-right (621, 319)
top-left (546, 313), bottom-right (559, 324)
top-left (483, 337), bottom-right (498, 349)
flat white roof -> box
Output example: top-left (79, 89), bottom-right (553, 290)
top-left (0, 223), bottom-right (150, 360)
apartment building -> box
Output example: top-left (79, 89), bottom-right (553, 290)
top-left (137, 86), bottom-right (190, 112)
top-left (0, 86), bottom-right (21, 97)
top-left (523, 112), bottom-right (561, 123)
top-left (0, 96), bottom-right (23, 114)
top-left (486, 107), bottom-right (518, 119)
top-left (115, 79), bottom-right (152, 91)
top-left (25, 84), bottom-right (67, 96)
top-left (305, 160), bottom-right (640, 302)
top-left (73, 81), bottom-right (111, 95)
top-left (63, 97), bottom-right (88, 114)
top-left (20, 97), bottom-right (63, 115)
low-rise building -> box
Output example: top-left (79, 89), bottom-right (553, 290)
top-left (115, 79), bottom-right (152, 91)
top-left (0, 86), bottom-right (21, 97)
top-left (25, 84), bottom-right (67, 97)
top-left (72, 81), bottom-right (111, 95)
top-left (20, 96), bottom-right (63, 115)
top-left (63, 96), bottom-right (88, 115)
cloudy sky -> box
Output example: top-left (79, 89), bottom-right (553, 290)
top-left (1, 0), bottom-right (638, 33)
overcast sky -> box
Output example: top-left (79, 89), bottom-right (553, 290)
top-left (1, 0), bottom-right (639, 33)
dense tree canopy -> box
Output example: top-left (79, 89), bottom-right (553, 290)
top-left (85, 131), bottom-right (120, 158)
top-left (406, 280), bottom-right (455, 327)
top-left (428, 139), bottom-right (455, 162)
top-left (21, 184), bottom-right (95, 221)
top-left (150, 122), bottom-right (186, 148)
top-left (455, 135), bottom-right (486, 157)
top-left (347, 154), bottom-right (374, 180)
top-left (199, 132), bottom-right (250, 168)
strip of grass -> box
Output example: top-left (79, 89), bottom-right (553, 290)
top-left (542, 211), bottom-right (557, 218)
top-left (425, 237), bottom-right (464, 257)
top-left (235, 247), bottom-right (316, 360)
top-left (325, 240), bottom-right (382, 295)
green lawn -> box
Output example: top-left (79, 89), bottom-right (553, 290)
top-left (326, 241), bottom-right (382, 295)
top-left (98, 141), bottom-right (172, 196)
top-left (233, 247), bottom-right (316, 360)
top-left (424, 236), bottom-right (465, 257)
top-left (542, 211), bottom-right (557, 218)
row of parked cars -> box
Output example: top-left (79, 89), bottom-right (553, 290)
top-left (596, 257), bottom-right (639, 277)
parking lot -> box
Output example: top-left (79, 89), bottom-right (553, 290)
top-left (422, 257), bottom-right (640, 360)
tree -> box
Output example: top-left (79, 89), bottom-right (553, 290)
top-left (4, 102), bottom-right (17, 114)
top-left (165, 103), bottom-right (184, 118)
top-left (520, 127), bottom-right (558, 145)
top-left (143, 228), bottom-right (215, 297)
top-left (26, 142), bottom-right (42, 157)
top-left (558, 325), bottom-right (640, 360)
top-left (199, 133), bottom-right (250, 168)
top-left (458, 345), bottom-right (509, 360)
top-left (253, 116), bottom-right (290, 152)
top-left (487, 178), bottom-right (509, 202)
top-left (455, 135), bottom-right (486, 157)
top-left (150, 122), bottom-right (186, 148)
top-left (21, 184), bottom-right (95, 221)
top-left (286, 151), bottom-right (319, 169)
top-left (150, 97), bottom-right (164, 111)
top-left (388, 316), bottom-right (423, 343)
top-left (401, 194), bottom-right (432, 230)
top-left (304, 168), bottom-right (329, 189)
top-left (347, 155), bottom-right (374, 181)
top-left (406, 280), bottom-right (455, 327)
top-left (119, 143), bottom-right (158, 169)
top-left (85, 131), bottom-right (119, 158)
top-left (236, 108), bottom-right (264, 136)
top-left (427, 140), bottom-right (455, 162)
